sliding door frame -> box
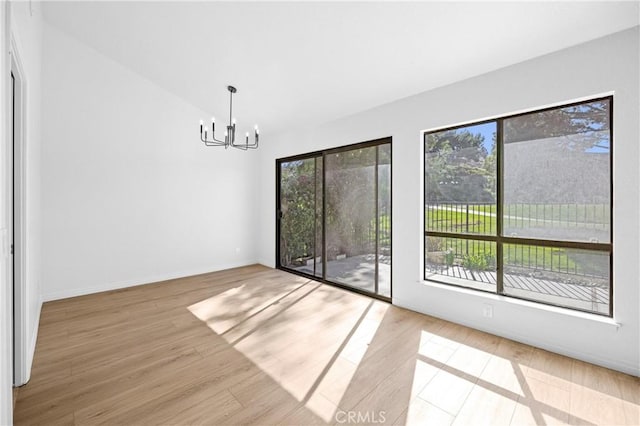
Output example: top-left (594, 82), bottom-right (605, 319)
top-left (276, 137), bottom-right (392, 302)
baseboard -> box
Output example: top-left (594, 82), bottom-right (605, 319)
top-left (42, 261), bottom-right (257, 302)
top-left (257, 258), bottom-right (275, 269)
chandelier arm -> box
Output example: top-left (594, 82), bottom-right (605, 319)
top-left (230, 137), bottom-right (258, 150)
top-left (201, 134), bottom-right (227, 146)
top-left (230, 138), bottom-right (248, 150)
top-left (205, 140), bottom-right (227, 147)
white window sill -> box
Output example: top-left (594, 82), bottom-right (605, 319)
top-left (421, 279), bottom-right (620, 329)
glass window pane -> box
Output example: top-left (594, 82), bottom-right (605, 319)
top-left (503, 244), bottom-right (609, 315)
top-left (425, 122), bottom-right (497, 236)
top-left (325, 147), bottom-right (378, 293)
top-left (378, 144), bottom-right (392, 298)
top-left (503, 99), bottom-right (611, 243)
top-left (279, 158), bottom-right (319, 273)
top-left (313, 157), bottom-right (323, 278)
top-left (425, 236), bottom-right (496, 292)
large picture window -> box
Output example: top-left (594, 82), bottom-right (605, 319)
top-left (424, 97), bottom-right (612, 315)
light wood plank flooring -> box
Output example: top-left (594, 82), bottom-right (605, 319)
top-left (13, 265), bottom-right (639, 425)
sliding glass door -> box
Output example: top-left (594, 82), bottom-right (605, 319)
top-left (278, 157), bottom-right (323, 278)
top-left (276, 138), bottom-right (391, 300)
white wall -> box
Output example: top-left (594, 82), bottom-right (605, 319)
top-left (9, 0), bottom-right (44, 385)
top-left (0, 2), bottom-right (12, 422)
top-left (41, 24), bottom-right (259, 301)
top-left (257, 28), bottom-right (640, 376)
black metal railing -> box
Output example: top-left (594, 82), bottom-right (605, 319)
top-left (425, 202), bottom-right (609, 280)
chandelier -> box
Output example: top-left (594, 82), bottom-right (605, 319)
top-left (200, 85), bottom-right (259, 150)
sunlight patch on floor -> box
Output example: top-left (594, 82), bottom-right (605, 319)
top-left (187, 277), bottom-right (392, 422)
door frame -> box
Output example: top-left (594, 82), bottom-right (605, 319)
top-left (9, 33), bottom-right (28, 387)
top-left (275, 137), bottom-right (392, 302)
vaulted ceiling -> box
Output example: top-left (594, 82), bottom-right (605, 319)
top-left (42, 1), bottom-right (639, 134)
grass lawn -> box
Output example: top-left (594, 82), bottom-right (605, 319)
top-left (425, 202), bottom-right (609, 277)
top-left (426, 203), bottom-right (609, 234)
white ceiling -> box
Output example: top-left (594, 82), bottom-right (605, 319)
top-left (41, 1), bottom-right (639, 135)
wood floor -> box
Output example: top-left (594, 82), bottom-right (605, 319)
top-left (13, 265), bottom-right (639, 425)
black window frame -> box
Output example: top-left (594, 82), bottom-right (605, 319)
top-left (423, 96), bottom-right (613, 317)
top-left (277, 137), bottom-right (393, 303)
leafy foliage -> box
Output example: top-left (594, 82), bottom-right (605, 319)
top-left (504, 100), bottom-right (610, 146)
top-left (425, 99), bottom-right (610, 206)
top-left (425, 129), bottom-right (495, 203)
top-left (462, 253), bottom-right (495, 272)
top-left (279, 145), bottom-right (391, 265)
top-left (279, 159), bottom-right (317, 264)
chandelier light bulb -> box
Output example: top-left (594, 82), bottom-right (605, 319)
top-left (199, 119), bottom-right (203, 125)
top-left (211, 117), bottom-right (215, 123)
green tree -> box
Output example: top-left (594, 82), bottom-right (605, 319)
top-left (325, 148), bottom-right (377, 257)
top-left (483, 133), bottom-right (497, 200)
top-left (504, 100), bottom-right (610, 150)
top-left (425, 129), bottom-right (494, 203)
top-left (280, 159), bottom-right (317, 264)
top-left (280, 145), bottom-right (391, 263)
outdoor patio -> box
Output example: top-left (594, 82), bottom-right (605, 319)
top-left (293, 254), bottom-right (609, 315)
top-left (425, 266), bottom-right (609, 314)
top-left (293, 254), bottom-right (391, 298)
